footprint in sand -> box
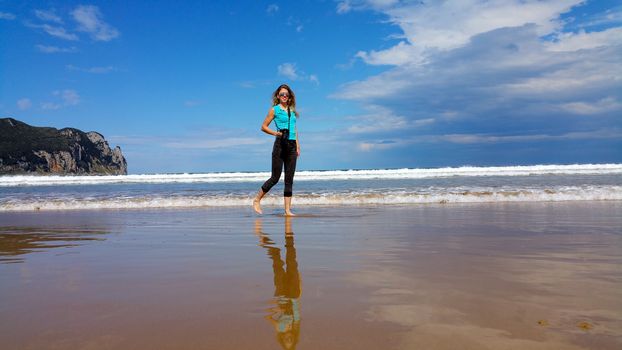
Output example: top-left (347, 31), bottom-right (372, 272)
top-left (537, 320), bottom-right (548, 327)
top-left (577, 321), bottom-right (593, 331)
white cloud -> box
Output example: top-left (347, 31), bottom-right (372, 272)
top-left (278, 63), bottom-right (299, 80)
top-left (17, 98), bottom-right (32, 110)
top-left (413, 118), bottom-right (435, 127)
top-left (110, 132), bottom-right (268, 151)
top-left (355, 128), bottom-right (622, 152)
top-left (71, 5), bottom-right (119, 41)
top-left (356, 41), bottom-right (424, 66)
top-left (338, 0), bottom-right (399, 14)
top-left (26, 22), bottom-right (79, 40)
top-left (353, 0), bottom-right (584, 66)
top-left (66, 64), bottom-right (115, 73)
top-left (88, 66), bottom-right (115, 74)
top-left (111, 130), bottom-right (268, 152)
top-left (0, 11), bottom-right (16, 20)
top-left (575, 6), bottom-right (622, 28)
top-left (347, 105), bottom-right (409, 133)
top-left (42, 24), bottom-right (78, 40)
top-left (500, 50), bottom-right (620, 97)
top-left (267, 4), bottom-right (279, 14)
top-left (309, 74), bottom-right (320, 85)
top-left (358, 140), bottom-right (398, 151)
top-left (336, 23), bottom-right (621, 117)
top-left (56, 89), bottom-right (80, 106)
top-left (278, 63), bottom-right (320, 84)
top-left (337, 1), bottom-right (351, 14)
top-left (333, 69), bottom-right (412, 100)
top-left (545, 27), bottom-right (622, 51)
top-left (286, 16), bottom-right (304, 32)
top-left (239, 81), bottom-right (255, 88)
top-left (111, 126), bottom-right (270, 152)
top-left (438, 129), bottom-right (622, 144)
top-left (347, 105), bottom-right (435, 134)
top-left (35, 9), bottom-right (63, 23)
top-left (41, 90), bottom-right (80, 110)
top-left (41, 102), bottom-right (62, 110)
top-left (36, 45), bottom-right (78, 53)
top-left (26, 6), bottom-right (118, 42)
top-left (559, 97), bottom-right (622, 115)
top-left (165, 137), bottom-right (266, 149)
top-left (333, 1), bottom-right (622, 155)
top-left (336, 57), bottom-right (357, 70)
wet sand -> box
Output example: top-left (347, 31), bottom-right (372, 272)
top-left (0, 202), bottom-right (621, 349)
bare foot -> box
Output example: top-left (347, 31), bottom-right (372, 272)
top-left (284, 211), bottom-right (296, 217)
top-left (253, 199), bottom-right (263, 214)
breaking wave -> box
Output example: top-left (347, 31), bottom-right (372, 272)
top-left (2, 186), bottom-right (620, 211)
top-left (1, 164), bottom-right (621, 187)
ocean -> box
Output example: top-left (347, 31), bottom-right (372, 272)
top-left (2, 165), bottom-right (622, 349)
top-left (1, 164), bottom-right (621, 211)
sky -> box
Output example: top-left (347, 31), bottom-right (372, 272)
top-left (1, 0), bottom-right (621, 174)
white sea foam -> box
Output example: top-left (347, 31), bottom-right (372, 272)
top-left (1, 186), bottom-right (620, 211)
top-left (1, 164), bottom-right (621, 187)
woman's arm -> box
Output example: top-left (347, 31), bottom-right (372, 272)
top-left (261, 108), bottom-right (281, 137)
top-left (296, 128), bottom-right (300, 156)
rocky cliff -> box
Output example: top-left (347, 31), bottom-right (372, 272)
top-left (0, 118), bottom-right (127, 175)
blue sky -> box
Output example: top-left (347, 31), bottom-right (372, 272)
top-left (1, 0), bottom-right (621, 173)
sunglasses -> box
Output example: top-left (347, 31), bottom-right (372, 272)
top-left (279, 92), bottom-right (289, 97)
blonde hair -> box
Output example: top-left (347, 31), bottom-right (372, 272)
top-left (271, 84), bottom-right (297, 115)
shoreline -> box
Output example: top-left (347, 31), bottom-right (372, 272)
top-left (1, 198), bottom-right (621, 213)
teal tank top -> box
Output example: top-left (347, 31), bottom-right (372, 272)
top-left (273, 105), bottom-right (297, 141)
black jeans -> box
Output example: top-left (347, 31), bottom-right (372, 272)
top-left (261, 137), bottom-right (298, 197)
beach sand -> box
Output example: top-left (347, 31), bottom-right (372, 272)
top-left (1, 202), bottom-right (621, 349)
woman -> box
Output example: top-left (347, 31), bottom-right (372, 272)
top-left (253, 84), bottom-right (300, 216)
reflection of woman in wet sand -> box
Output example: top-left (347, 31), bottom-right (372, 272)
top-left (254, 217), bottom-right (301, 350)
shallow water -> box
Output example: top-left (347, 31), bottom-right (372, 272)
top-left (0, 202), bottom-right (621, 349)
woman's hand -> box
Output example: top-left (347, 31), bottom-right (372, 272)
top-left (297, 146), bottom-right (301, 156)
top-left (275, 131), bottom-right (283, 137)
